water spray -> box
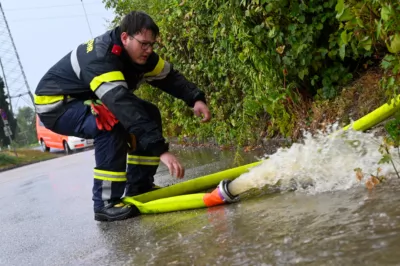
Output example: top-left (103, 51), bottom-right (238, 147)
top-left (122, 94), bottom-right (400, 215)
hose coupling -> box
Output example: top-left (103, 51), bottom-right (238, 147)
top-left (218, 179), bottom-right (239, 203)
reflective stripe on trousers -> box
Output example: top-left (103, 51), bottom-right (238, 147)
top-left (124, 153), bottom-right (160, 197)
top-left (50, 100), bottom-right (129, 210)
top-left (127, 155), bottom-right (160, 166)
top-left (93, 169), bottom-right (127, 205)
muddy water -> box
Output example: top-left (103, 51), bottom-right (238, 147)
top-left (2, 126), bottom-right (400, 265)
top-left (112, 180), bottom-right (400, 265)
top-left (93, 127), bottom-right (400, 265)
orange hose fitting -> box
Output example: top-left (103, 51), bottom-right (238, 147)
top-left (203, 187), bottom-right (225, 207)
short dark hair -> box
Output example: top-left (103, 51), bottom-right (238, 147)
top-left (120, 11), bottom-right (159, 37)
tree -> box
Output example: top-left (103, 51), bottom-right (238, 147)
top-left (15, 106), bottom-right (37, 146)
top-left (16, 106), bottom-right (36, 145)
top-left (0, 77), bottom-right (17, 147)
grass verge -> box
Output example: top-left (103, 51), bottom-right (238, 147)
top-left (0, 149), bottom-right (60, 171)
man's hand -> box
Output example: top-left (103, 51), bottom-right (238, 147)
top-left (193, 101), bottom-right (211, 123)
top-left (160, 152), bottom-right (185, 179)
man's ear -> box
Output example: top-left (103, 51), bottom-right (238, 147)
top-left (121, 32), bottom-right (128, 46)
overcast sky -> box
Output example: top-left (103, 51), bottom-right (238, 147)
top-left (0, 0), bottom-right (115, 109)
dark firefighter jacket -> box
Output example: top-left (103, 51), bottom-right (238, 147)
top-left (34, 27), bottom-right (206, 156)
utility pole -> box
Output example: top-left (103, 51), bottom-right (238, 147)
top-left (0, 57), bottom-right (13, 115)
top-left (0, 108), bottom-right (17, 157)
top-left (0, 2), bottom-right (34, 115)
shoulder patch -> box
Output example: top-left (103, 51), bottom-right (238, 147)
top-left (86, 39), bottom-right (94, 53)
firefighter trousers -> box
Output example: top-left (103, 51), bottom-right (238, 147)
top-left (49, 100), bottom-right (162, 211)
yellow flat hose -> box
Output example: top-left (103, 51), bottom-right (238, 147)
top-left (342, 95), bottom-right (400, 131)
top-left (130, 161), bottom-right (262, 203)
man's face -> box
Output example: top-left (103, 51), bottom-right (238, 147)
top-left (121, 29), bottom-right (156, 65)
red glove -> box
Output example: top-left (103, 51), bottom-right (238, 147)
top-left (84, 100), bottom-right (118, 131)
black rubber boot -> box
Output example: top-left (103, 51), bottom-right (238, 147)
top-left (151, 184), bottom-right (162, 190)
top-left (137, 184), bottom-right (163, 195)
top-left (125, 183), bottom-right (163, 197)
top-left (94, 201), bottom-right (140, 222)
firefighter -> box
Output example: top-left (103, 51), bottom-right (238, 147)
top-left (34, 11), bottom-right (211, 222)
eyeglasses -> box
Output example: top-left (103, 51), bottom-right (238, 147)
top-left (130, 36), bottom-right (159, 50)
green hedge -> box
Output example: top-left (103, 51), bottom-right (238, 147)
top-left (102, 0), bottom-right (400, 146)
top-left (332, 0), bottom-right (400, 98)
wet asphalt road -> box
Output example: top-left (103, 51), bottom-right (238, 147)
top-left (0, 148), bottom-right (259, 266)
top-left (0, 150), bottom-right (103, 265)
top-left (3, 147), bottom-right (400, 265)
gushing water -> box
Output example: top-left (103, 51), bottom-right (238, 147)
top-left (229, 124), bottom-right (400, 196)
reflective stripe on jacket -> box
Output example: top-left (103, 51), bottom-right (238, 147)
top-left (34, 26), bottom-right (206, 155)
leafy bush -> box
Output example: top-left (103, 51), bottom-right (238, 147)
top-left (332, 0), bottom-right (400, 99)
top-left (102, 0), bottom-right (400, 146)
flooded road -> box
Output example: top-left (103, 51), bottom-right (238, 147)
top-left (1, 129), bottom-right (400, 265)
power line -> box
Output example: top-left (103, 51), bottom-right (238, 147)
top-left (9, 13), bottom-right (110, 23)
top-left (4, 2), bottom-right (100, 11)
top-left (15, 97), bottom-right (20, 112)
top-left (21, 96), bottom-right (31, 108)
top-left (81, 0), bottom-right (93, 38)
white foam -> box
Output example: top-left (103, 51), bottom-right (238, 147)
top-left (229, 123), bottom-right (399, 195)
